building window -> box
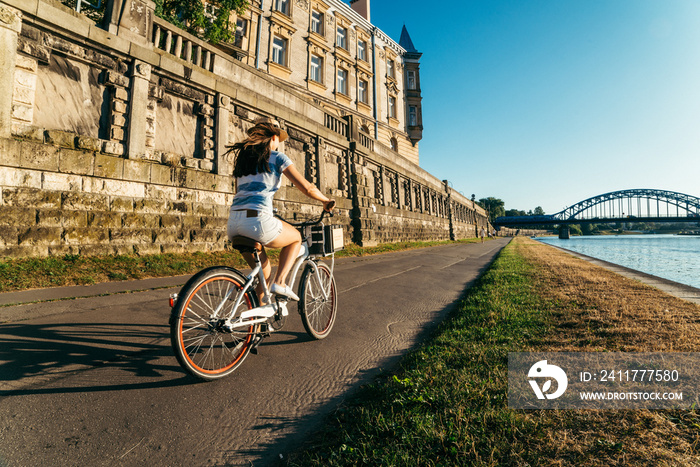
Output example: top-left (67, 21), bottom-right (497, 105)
top-left (274, 0), bottom-right (290, 15)
top-left (310, 54), bottom-right (323, 83)
top-left (272, 36), bottom-right (287, 66)
top-left (311, 10), bottom-right (324, 35)
top-left (390, 137), bottom-right (398, 151)
top-left (358, 40), bottom-right (366, 61)
top-left (407, 70), bottom-right (416, 90)
top-left (387, 59), bottom-right (395, 79)
top-left (388, 95), bottom-right (396, 118)
top-left (409, 106), bottom-right (417, 126)
top-left (336, 27), bottom-right (347, 50)
top-left (358, 79), bottom-right (368, 104)
top-left (337, 68), bottom-right (348, 95)
top-left (234, 18), bottom-right (248, 48)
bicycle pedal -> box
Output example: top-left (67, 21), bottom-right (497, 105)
top-left (250, 335), bottom-right (263, 355)
top-left (275, 301), bottom-right (289, 317)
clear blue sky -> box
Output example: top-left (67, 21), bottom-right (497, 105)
top-left (365, 0), bottom-right (700, 214)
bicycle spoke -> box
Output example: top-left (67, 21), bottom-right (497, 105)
top-left (171, 271), bottom-right (258, 378)
top-left (299, 263), bottom-right (337, 339)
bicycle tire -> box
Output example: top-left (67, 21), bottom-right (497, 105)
top-left (298, 262), bottom-right (337, 339)
top-left (170, 267), bottom-right (259, 380)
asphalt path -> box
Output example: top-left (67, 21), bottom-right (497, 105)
top-left (0, 238), bottom-right (509, 466)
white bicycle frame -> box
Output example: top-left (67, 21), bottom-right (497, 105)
top-left (222, 231), bottom-right (335, 331)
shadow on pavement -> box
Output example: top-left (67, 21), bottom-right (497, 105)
top-left (0, 317), bottom-right (321, 397)
top-left (0, 319), bottom-right (190, 396)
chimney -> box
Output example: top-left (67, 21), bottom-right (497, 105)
top-left (350, 0), bottom-right (370, 22)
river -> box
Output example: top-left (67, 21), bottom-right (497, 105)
top-left (536, 234), bottom-right (700, 289)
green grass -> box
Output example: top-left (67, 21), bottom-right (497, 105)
top-left (0, 238), bottom-right (487, 293)
top-left (286, 241), bottom-right (551, 466)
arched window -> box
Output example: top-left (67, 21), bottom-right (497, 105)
top-left (390, 137), bottom-right (398, 151)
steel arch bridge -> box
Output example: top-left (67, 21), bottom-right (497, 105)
top-left (494, 189), bottom-right (700, 227)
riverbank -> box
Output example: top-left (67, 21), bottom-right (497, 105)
top-left (537, 234), bottom-right (700, 290)
top-left (545, 245), bottom-right (700, 305)
top-left (286, 237), bottom-right (700, 466)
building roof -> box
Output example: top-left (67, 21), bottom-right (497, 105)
top-left (399, 25), bottom-right (418, 53)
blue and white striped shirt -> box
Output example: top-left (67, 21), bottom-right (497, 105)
top-left (230, 151), bottom-right (293, 214)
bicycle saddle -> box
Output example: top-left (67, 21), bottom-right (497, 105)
top-left (230, 236), bottom-right (263, 253)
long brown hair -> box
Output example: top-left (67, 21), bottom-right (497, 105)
top-left (229, 122), bottom-right (282, 177)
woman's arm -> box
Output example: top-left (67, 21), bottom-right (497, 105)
top-left (283, 165), bottom-right (335, 211)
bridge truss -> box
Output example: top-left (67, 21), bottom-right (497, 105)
top-left (494, 189), bottom-right (700, 226)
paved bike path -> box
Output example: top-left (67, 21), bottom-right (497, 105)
top-left (0, 238), bottom-right (509, 466)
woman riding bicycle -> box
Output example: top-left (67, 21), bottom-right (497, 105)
top-left (227, 118), bottom-right (335, 301)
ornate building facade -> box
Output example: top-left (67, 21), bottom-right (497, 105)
top-left (229, 0), bottom-right (423, 165)
top-left (0, 0), bottom-right (489, 258)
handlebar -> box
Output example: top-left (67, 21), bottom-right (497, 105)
top-left (275, 208), bottom-right (333, 227)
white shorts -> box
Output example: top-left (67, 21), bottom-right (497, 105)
top-left (227, 210), bottom-right (283, 245)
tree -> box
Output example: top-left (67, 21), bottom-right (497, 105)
top-left (533, 206), bottom-right (545, 215)
top-left (154, 0), bottom-right (250, 44)
top-left (477, 197), bottom-right (505, 223)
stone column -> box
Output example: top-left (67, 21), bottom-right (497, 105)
top-left (558, 226), bottom-right (570, 239)
top-left (126, 60), bottom-right (151, 159)
top-left (315, 136), bottom-right (327, 195)
top-left (0, 5), bottom-right (21, 140)
top-left (377, 165), bottom-right (385, 206)
top-left (103, 0), bottom-right (124, 35)
top-left (215, 93), bottom-right (230, 175)
top-left (106, 0), bottom-right (156, 45)
top-left (444, 180), bottom-right (455, 241)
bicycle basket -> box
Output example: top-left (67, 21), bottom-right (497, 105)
top-left (309, 224), bottom-right (344, 256)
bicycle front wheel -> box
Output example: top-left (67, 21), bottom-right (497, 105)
top-left (298, 262), bottom-right (337, 339)
top-left (170, 267), bottom-right (259, 380)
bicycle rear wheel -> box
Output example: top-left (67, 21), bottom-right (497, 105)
top-left (298, 262), bottom-right (337, 339)
top-left (170, 267), bottom-right (259, 380)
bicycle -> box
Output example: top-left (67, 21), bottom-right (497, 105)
top-left (169, 210), bottom-right (342, 381)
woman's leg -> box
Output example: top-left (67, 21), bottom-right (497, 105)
top-left (265, 221), bottom-right (301, 287)
top-left (241, 248), bottom-right (271, 303)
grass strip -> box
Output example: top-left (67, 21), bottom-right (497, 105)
top-left (0, 238), bottom-right (485, 293)
top-left (287, 237), bottom-right (700, 466)
top-left (287, 238), bottom-right (550, 466)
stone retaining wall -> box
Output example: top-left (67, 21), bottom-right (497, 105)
top-left (0, 0), bottom-right (488, 258)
